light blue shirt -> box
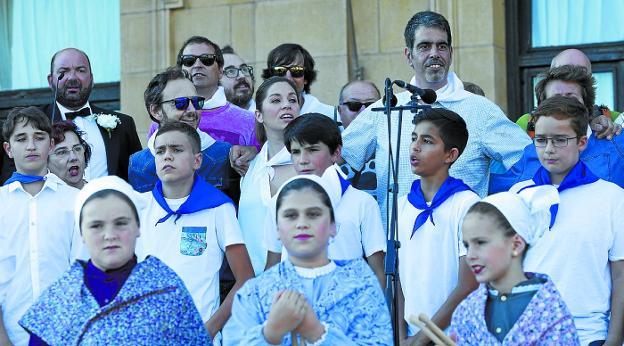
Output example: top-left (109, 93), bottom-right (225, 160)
top-left (341, 74), bottom-right (531, 226)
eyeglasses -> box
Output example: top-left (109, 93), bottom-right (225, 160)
top-left (533, 136), bottom-right (578, 148)
top-left (160, 96), bottom-right (205, 111)
top-left (224, 65), bottom-right (253, 78)
top-left (271, 65), bottom-right (305, 78)
top-left (180, 54), bottom-right (217, 67)
top-left (52, 144), bottom-right (85, 158)
top-left (341, 101), bottom-right (375, 112)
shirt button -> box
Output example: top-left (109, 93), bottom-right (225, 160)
top-left (495, 327), bottom-right (502, 333)
top-left (500, 295), bottom-right (507, 301)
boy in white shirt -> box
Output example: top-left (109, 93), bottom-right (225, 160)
top-left (264, 113), bottom-right (386, 287)
top-left (0, 107), bottom-right (80, 345)
top-left (510, 95), bottom-right (624, 346)
top-left (138, 121), bottom-right (253, 342)
top-left (397, 108), bottom-right (480, 345)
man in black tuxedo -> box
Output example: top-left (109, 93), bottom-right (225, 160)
top-left (1, 48), bottom-right (141, 184)
top-left (41, 48), bottom-right (141, 182)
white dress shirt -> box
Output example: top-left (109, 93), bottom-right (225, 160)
top-left (0, 173), bottom-right (80, 345)
top-left (57, 101), bottom-right (108, 180)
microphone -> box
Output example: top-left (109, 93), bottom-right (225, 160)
top-left (393, 80), bottom-right (437, 104)
top-left (382, 78), bottom-right (397, 108)
top-left (51, 72), bottom-right (65, 122)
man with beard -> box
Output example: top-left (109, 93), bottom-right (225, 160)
top-left (129, 67), bottom-right (233, 196)
top-left (220, 46), bottom-right (255, 112)
top-left (147, 37), bottom-right (258, 149)
top-left (0, 48), bottom-right (142, 183)
top-left (44, 48), bottom-right (141, 181)
top-left (341, 11), bottom-right (530, 239)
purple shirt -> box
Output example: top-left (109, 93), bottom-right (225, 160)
top-left (148, 103), bottom-right (259, 149)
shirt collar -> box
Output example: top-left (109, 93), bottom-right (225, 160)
top-left (56, 101), bottom-right (92, 121)
top-left (7, 171), bottom-right (63, 193)
top-left (202, 86), bottom-right (227, 109)
top-left (294, 260), bottom-right (337, 279)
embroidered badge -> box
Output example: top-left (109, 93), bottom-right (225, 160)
top-left (180, 226), bottom-right (208, 256)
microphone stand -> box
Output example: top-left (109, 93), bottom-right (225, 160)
top-left (372, 81), bottom-right (431, 345)
top-left (50, 72), bottom-right (64, 122)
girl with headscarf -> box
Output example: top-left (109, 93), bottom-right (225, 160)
top-left (450, 186), bottom-right (579, 345)
top-left (223, 175), bottom-right (392, 345)
top-left (19, 176), bottom-right (211, 345)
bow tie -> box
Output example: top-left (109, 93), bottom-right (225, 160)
top-left (66, 107), bottom-right (91, 120)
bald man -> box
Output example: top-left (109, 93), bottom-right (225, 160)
top-left (336, 80), bottom-right (381, 128)
top-left (516, 48), bottom-right (621, 139)
top-left (337, 80), bottom-right (381, 198)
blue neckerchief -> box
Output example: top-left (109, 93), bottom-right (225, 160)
top-left (152, 174), bottom-right (232, 225)
top-left (519, 161), bottom-right (599, 227)
top-left (3, 172), bottom-right (45, 186)
top-left (407, 176), bottom-right (472, 239)
top-left (337, 171), bottom-right (351, 196)
top-left (83, 256), bottom-right (136, 307)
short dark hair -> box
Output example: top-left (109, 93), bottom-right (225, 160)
top-left (412, 108), bottom-right (468, 164)
top-left (535, 65), bottom-right (596, 110)
top-left (144, 67), bottom-right (191, 123)
top-left (80, 189), bottom-right (140, 231)
top-left (533, 95), bottom-right (588, 139)
top-left (50, 48), bottom-right (92, 76)
top-left (338, 80), bottom-right (381, 104)
top-left (404, 11), bottom-right (452, 50)
top-left (221, 45), bottom-right (235, 55)
top-left (176, 36), bottom-right (224, 68)
top-left (261, 43), bottom-right (317, 93)
top-left (154, 121), bottom-right (201, 154)
top-left (276, 178), bottom-right (335, 223)
top-left (3, 107), bottom-right (52, 140)
top-left (254, 76), bottom-right (300, 144)
top-left (284, 113), bottom-right (342, 154)
top-left (51, 121), bottom-right (92, 167)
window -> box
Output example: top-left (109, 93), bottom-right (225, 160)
top-left (506, 0), bottom-right (624, 118)
top-left (0, 0), bottom-right (120, 118)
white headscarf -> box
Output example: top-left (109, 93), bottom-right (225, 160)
top-left (274, 174), bottom-right (338, 217)
top-left (481, 185), bottom-right (559, 245)
top-left (74, 176), bottom-right (143, 232)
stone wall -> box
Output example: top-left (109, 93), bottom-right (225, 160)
top-left (121, 0), bottom-right (507, 142)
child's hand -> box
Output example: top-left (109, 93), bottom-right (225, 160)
top-left (293, 299), bottom-right (325, 342)
top-left (263, 290), bottom-right (307, 344)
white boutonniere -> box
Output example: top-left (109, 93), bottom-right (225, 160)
top-left (93, 113), bottom-right (121, 138)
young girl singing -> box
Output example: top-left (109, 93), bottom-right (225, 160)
top-left (450, 185), bottom-right (579, 345)
top-left (223, 175), bottom-right (392, 345)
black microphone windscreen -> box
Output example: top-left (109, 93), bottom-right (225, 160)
top-left (58, 72), bottom-right (65, 81)
top-left (382, 94), bottom-right (398, 107)
top-left (421, 89), bottom-right (437, 104)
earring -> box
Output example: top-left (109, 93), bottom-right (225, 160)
top-left (512, 251), bottom-right (518, 257)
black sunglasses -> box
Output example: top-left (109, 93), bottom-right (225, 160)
top-left (180, 54), bottom-right (217, 67)
top-left (160, 96), bottom-right (205, 111)
top-left (341, 101), bottom-right (374, 112)
top-left (271, 65), bottom-right (305, 78)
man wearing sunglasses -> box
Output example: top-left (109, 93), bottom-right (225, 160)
top-left (220, 46), bottom-right (255, 112)
top-left (337, 80), bottom-right (381, 200)
top-left (261, 43), bottom-right (334, 118)
top-left (0, 48), bottom-right (142, 184)
top-left (147, 36), bottom-right (258, 151)
top-left (129, 67), bottom-right (234, 198)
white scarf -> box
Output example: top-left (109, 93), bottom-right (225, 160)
top-left (409, 71), bottom-right (472, 103)
top-left (252, 144), bottom-right (292, 204)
